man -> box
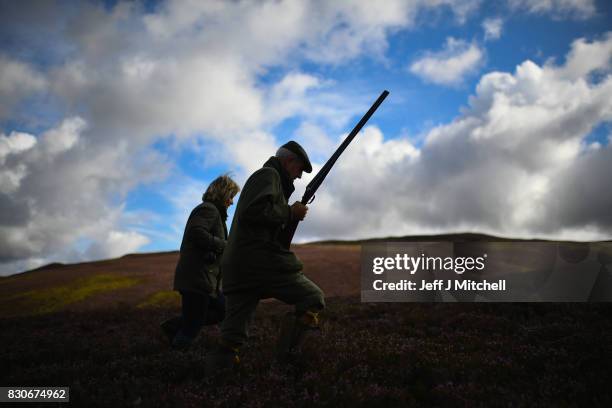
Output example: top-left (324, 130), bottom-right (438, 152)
top-left (207, 141), bottom-right (325, 370)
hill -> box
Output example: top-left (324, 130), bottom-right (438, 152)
top-left (1, 234), bottom-right (611, 406)
top-left (0, 244), bottom-right (360, 318)
top-left (0, 232), bottom-right (558, 318)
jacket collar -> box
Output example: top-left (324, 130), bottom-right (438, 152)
top-left (263, 156), bottom-right (295, 200)
top-left (205, 199), bottom-right (228, 222)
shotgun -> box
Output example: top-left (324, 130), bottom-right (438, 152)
top-left (279, 90), bottom-right (390, 248)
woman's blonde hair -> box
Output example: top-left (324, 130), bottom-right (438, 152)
top-left (202, 173), bottom-right (240, 204)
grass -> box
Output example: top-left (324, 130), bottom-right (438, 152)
top-left (7, 274), bottom-right (140, 315)
top-left (1, 298), bottom-right (611, 407)
top-left (137, 291), bottom-right (181, 309)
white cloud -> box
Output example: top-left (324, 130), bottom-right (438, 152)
top-left (84, 230), bottom-right (150, 260)
top-left (294, 122), bottom-right (335, 158)
top-left (226, 131), bottom-right (279, 176)
top-left (45, 0), bottom-right (478, 147)
top-left (409, 37), bottom-right (484, 86)
top-left (299, 33), bottom-right (612, 242)
top-left (0, 117), bottom-right (168, 275)
top-left (508, 0), bottom-right (597, 19)
top-left (40, 117), bottom-right (85, 156)
top-left (0, 56), bottom-right (47, 119)
top-left (0, 131), bottom-right (36, 165)
top-left (266, 73), bottom-right (324, 125)
top-left (482, 18), bottom-right (503, 41)
top-left (557, 33), bottom-right (612, 79)
top-left (296, 126), bottom-right (420, 241)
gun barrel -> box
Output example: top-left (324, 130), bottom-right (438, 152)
top-left (302, 89), bottom-right (389, 204)
top-left (280, 90), bottom-right (390, 248)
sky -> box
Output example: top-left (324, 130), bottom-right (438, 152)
top-left (0, 0), bottom-right (611, 276)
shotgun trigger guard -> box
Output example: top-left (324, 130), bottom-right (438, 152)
top-left (308, 195), bottom-right (315, 204)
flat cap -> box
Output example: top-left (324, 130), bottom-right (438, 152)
top-left (281, 140), bottom-right (312, 173)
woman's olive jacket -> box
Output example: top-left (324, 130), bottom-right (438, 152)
top-left (174, 201), bottom-right (227, 296)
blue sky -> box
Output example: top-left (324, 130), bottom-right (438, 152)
top-left (1, 0), bottom-right (611, 275)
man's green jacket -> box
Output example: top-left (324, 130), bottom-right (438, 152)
top-left (221, 157), bottom-right (303, 293)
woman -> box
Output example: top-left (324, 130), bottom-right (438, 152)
top-left (161, 174), bottom-right (240, 350)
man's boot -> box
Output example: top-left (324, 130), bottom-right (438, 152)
top-left (275, 311), bottom-right (320, 363)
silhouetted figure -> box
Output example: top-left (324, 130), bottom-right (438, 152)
top-left (160, 174), bottom-right (240, 350)
top-left (206, 141), bottom-right (325, 372)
